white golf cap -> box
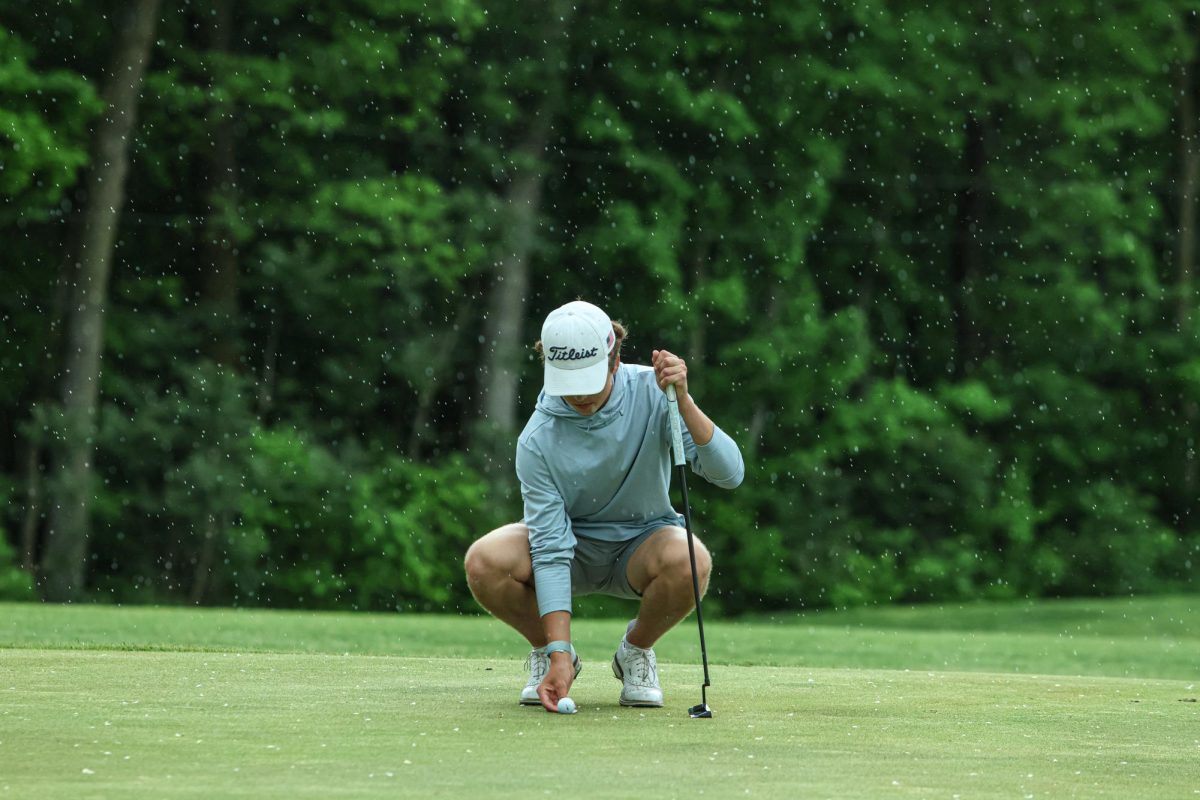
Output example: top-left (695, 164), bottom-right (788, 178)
top-left (540, 300), bottom-right (616, 396)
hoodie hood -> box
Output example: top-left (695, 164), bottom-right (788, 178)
top-left (534, 363), bottom-right (628, 430)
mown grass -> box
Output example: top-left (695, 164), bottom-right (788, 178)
top-left (1, 597), bottom-right (1197, 799)
top-left (3, 594), bottom-right (1196, 678)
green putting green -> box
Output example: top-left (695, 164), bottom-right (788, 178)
top-left (1, 597), bottom-right (1196, 799)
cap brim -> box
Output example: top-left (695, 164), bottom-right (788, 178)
top-left (543, 360), bottom-right (609, 396)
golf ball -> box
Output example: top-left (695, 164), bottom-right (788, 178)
top-left (557, 697), bottom-right (577, 714)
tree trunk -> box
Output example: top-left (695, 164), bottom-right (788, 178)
top-left (201, 0), bottom-right (240, 370)
top-left (480, 148), bottom-right (544, 436)
top-left (477, 0), bottom-right (575, 447)
top-left (950, 113), bottom-right (987, 378)
top-left (19, 442), bottom-right (41, 571)
top-left (257, 307), bottom-right (281, 416)
top-left (18, 219), bottom-right (81, 573)
top-left (408, 303), bottom-right (471, 459)
top-left (745, 292), bottom-right (781, 460)
top-left (185, 0), bottom-right (239, 606)
top-left (1179, 48), bottom-right (1199, 516)
top-left (189, 512), bottom-right (223, 605)
top-left (687, 242), bottom-right (709, 397)
top-left (40, 0), bottom-right (161, 601)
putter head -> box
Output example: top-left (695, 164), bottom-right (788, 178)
top-left (688, 703), bottom-right (714, 719)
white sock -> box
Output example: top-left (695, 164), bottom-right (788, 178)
top-left (622, 635), bottom-right (650, 653)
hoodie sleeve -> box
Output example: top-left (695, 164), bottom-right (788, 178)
top-left (516, 439), bottom-right (575, 616)
top-left (683, 421), bottom-right (745, 490)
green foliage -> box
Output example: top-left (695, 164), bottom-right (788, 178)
top-left (0, 548), bottom-right (35, 601)
top-left (346, 454), bottom-right (489, 610)
top-left (0, 481), bottom-right (34, 601)
top-left (0, 26), bottom-right (99, 221)
top-left (238, 430), bottom-right (492, 611)
top-left (2, 1), bottom-right (1198, 612)
top-left (83, 370), bottom-right (494, 610)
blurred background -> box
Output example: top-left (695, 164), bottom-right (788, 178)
top-left (1, 0), bottom-right (1197, 615)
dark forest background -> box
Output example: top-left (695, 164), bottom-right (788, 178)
top-left (2, 0), bottom-right (1198, 613)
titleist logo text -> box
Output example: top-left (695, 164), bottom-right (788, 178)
top-left (547, 345), bottom-right (599, 361)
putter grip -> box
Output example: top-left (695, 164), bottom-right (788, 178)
top-left (666, 384), bottom-right (686, 467)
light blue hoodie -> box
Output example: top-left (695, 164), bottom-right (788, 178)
top-left (516, 363), bottom-right (745, 616)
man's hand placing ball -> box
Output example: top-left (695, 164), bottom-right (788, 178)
top-left (538, 653), bottom-right (576, 712)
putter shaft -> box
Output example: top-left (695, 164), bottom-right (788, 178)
top-left (677, 462), bottom-right (711, 691)
top-left (666, 384), bottom-right (713, 718)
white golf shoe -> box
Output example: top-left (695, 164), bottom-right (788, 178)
top-left (520, 647), bottom-right (582, 705)
top-left (611, 620), bottom-right (664, 707)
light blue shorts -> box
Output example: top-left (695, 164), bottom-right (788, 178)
top-left (569, 517), bottom-right (684, 600)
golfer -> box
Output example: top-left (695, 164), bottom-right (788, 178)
top-left (464, 300), bottom-right (744, 712)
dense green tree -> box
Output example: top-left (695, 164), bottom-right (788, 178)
top-left (0, 0), bottom-right (1196, 609)
top-left (35, 0), bottom-right (161, 600)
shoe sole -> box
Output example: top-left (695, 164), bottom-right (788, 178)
top-left (611, 655), bottom-right (664, 708)
top-left (519, 656), bottom-right (582, 705)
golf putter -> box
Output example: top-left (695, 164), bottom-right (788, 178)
top-left (666, 384), bottom-right (713, 719)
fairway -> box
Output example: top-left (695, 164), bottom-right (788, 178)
top-left (1, 598), bottom-right (1197, 799)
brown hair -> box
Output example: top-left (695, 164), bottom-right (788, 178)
top-left (535, 320), bottom-right (627, 369)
